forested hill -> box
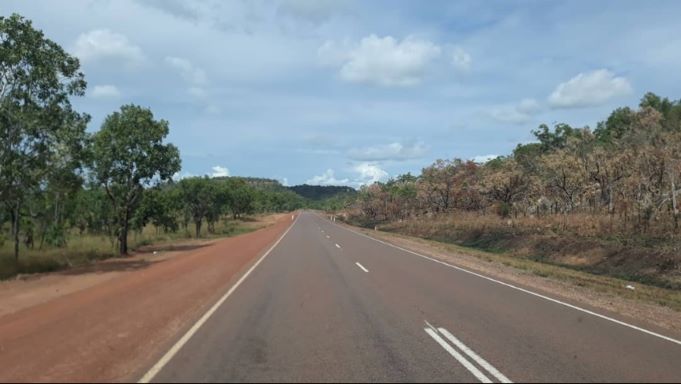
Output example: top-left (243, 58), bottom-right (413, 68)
top-left (214, 177), bottom-right (286, 191)
top-left (288, 184), bottom-right (357, 200)
top-left (213, 177), bottom-right (357, 201)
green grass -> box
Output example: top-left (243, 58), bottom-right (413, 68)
top-left (0, 216), bottom-right (271, 280)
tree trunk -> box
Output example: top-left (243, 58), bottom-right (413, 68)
top-left (670, 169), bottom-right (678, 231)
top-left (11, 203), bottom-right (20, 262)
top-left (195, 220), bottom-right (202, 238)
top-left (119, 210), bottom-right (129, 255)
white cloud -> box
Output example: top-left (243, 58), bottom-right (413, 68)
top-left (472, 154), bottom-right (500, 163)
top-left (348, 141), bottom-right (427, 161)
top-left (211, 165), bottom-right (230, 177)
top-left (90, 84), bottom-right (121, 99)
top-left (451, 47), bottom-right (472, 73)
top-left (172, 171), bottom-right (195, 181)
top-left (489, 98), bottom-right (541, 124)
top-left (319, 35), bottom-right (442, 87)
top-left (548, 69), bottom-right (633, 108)
top-left (306, 169), bottom-right (349, 185)
top-left (353, 162), bottom-right (389, 185)
top-left (306, 163), bottom-right (389, 187)
top-left (165, 56), bottom-right (207, 85)
top-left (73, 29), bottom-right (145, 67)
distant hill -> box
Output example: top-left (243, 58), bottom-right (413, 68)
top-left (211, 177), bottom-right (355, 203)
top-left (287, 184), bottom-right (356, 201)
top-left (212, 176), bottom-right (286, 191)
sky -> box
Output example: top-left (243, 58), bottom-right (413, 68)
top-left (3, 0), bottom-right (681, 187)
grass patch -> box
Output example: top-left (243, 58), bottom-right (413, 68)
top-left (368, 213), bottom-right (681, 291)
top-left (0, 214), bottom-right (276, 280)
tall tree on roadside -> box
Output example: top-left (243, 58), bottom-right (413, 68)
top-left (91, 105), bottom-right (180, 255)
top-left (0, 14), bottom-right (88, 261)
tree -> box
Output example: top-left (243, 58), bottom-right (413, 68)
top-left (179, 177), bottom-right (217, 238)
top-left (594, 107), bottom-right (634, 142)
top-left (226, 179), bottom-right (255, 219)
top-left (481, 158), bottom-right (531, 217)
top-left (419, 159), bottom-right (458, 213)
top-left (532, 123), bottom-right (580, 151)
top-left (132, 185), bottom-right (182, 234)
top-left (539, 148), bottom-right (587, 212)
top-left (0, 14), bottom-right (88, 261)
top-left (91, 105), bottom-right (180, 255)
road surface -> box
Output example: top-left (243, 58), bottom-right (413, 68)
top-left (145, 211), bottom-right (681, 382)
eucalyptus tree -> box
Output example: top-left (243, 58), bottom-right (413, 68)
top-left (91, 105), bottom-right (180, 255)
top-left (0, 14), bottom-right (89, 260)
top-left (179, 177), bottom-right (218, 238)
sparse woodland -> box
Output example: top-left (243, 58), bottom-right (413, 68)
top-left (349, 95), bottom-right (681, 288)
top-left (353, 93), bottom-right (681, 234)
top-left (4, 13), bottom-right (681, 288)
top-left (0, 14), bottom-right (314, 277)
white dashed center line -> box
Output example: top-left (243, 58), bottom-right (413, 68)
top-left (355, 262), bottom-right (369, 273)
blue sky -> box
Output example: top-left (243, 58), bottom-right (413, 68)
top-left (4, 0), bottom-right (681, 186)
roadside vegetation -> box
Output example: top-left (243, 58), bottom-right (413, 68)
top-left (0, 14), bottom-right (349, 279)
top-left (345, 93), bottom-right (681, 291)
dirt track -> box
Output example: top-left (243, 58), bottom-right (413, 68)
top-left (0, 215), bottom-right (291, 382)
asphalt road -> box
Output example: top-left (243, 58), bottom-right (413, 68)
top-left (146, 211), bottom-right (681, 382)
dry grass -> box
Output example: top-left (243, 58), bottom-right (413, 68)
top-left (387, 211), bottom-right (671, 240)
top-left (0, 214), bottom-right (279, 280)
top-left (361, 212), bottom-right (681, 290)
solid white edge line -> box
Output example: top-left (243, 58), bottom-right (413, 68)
top-left (138, 214), bottom-right (300, 383)
top-left (438, 327), bottom-right (512, 383)
top-left (424, 327), bottom-right (492, 383)
top-left (355, 262), bottom-right (369, 273)
top-left (322, 215), bottom-right (681, 347)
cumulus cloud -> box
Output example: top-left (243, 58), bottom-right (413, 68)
top-left (306, 169), bottom-right (349, 185)
top-left (73, 29), bottom-right (145, 67)
top-left (548, 69), bottom-right (633, 108)
top-left (354, 162), bottom-right (389, 185)
top-left (211, 165), bottom-right (230, 177)
top-left (348, 141), bottom-right (427, 161)
top-left (318, 35), bottom-right (441, 87)
top-left (90, 85), bottom-right (121, 99)
top-left (451, 47), bottom-right (472, 73)
top-left (306, 163), bottom-right (388, 187)
top-left (489, 98), bottom-right (541, 124)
